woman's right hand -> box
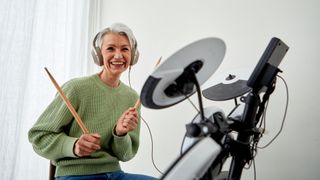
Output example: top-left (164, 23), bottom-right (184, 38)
top-left (73, 133), bottom-right (101, 157)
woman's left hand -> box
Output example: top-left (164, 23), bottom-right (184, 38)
top-left (115, 107), bottom-right (138, 136)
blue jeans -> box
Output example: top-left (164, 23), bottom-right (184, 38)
top-left (55, 170), bottom-right (158, 180)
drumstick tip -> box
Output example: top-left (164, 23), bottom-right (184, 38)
top-left (155, 56), bottom-right (162, 68)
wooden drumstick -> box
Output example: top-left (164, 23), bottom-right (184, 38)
top-left (154, 56), bottom-right (162, 68)
top-left (130, 57), bottom-right (160, 110)
top-left (134, 99), bottom-right (141, 109)
top-left (44, 67), bottom-right (89, 134)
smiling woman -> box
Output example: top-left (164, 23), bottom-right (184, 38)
top-left (28, 23), bottom-right (157, 180)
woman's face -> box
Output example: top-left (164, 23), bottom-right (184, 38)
top-left (100, 32), bottom-right (132, 77)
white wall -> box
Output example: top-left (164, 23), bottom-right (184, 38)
top-left (97, 0), bottom-right (320, 179)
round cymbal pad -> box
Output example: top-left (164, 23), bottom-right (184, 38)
top-left (141, 37), bottom-right (226, 109)
top-left (202, 76), bottom-right (251, 101)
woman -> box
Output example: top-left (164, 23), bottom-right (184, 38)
top-left (28, 23), bottom-right (157, 180)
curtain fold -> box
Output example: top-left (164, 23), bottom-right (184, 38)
top-left (0, 0), bottom-right (97, 179)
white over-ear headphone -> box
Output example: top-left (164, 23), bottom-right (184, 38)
top-left (91, 23), bottom-right (140, 66)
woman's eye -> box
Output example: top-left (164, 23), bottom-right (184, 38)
top-left (106, 47), bottom-right (114, 51)
top-left (122, 48), bottom-right (129, 51)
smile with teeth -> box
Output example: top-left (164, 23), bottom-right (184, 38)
top-left (111, 61), bottom-right (125, 65)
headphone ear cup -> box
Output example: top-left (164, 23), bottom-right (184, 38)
top-left (91, 47), bottom-right (103, 66)
top-left (130, 40), bottom-right (139, 65)
top-left (131, 49), bottom-right (139, 65)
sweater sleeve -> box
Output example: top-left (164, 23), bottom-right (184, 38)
top-left (28, 81), bottom-right (80, 160)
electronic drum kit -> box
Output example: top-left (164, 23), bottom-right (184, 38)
top-left (140, 35), bottom-right (289, 179)
top-left (140, 37), bottom-right (251, 179)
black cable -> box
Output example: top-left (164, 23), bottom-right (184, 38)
top-left (258, 75), bottom-right (289, 149)
top-left (234, 98), bottom-right (238, 106)
top-left (262, 101), bottom-right (268, 133)
top-left (255, 79), bottom-right (276, 126)
top-left (258, 100), bottom-right (268, 129)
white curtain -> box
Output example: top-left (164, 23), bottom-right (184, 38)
top-left (0, 0), bottom-right (99, 179)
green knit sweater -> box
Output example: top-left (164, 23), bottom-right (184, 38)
top-left (28, 74), bottom-right (140, 177)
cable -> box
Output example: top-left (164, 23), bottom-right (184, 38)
top-left (185, 96), bottom-right (200, 113)
top-left (258, 100), bottom-right (269, 129)
top-left (128, 67), bottom-right (132, 88)
top-left (127, 67), bottom-right (164, 175)
top-left (258, 75), bottom-right (289, 149)
top-left (140, 116), bottom-right (164, 174)
top-left (241, 75), bottom-right (288, 180)
top-left (253, 158), bottom-right (257, 180)
top-left (262, 101), bottom-right (268, 134)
